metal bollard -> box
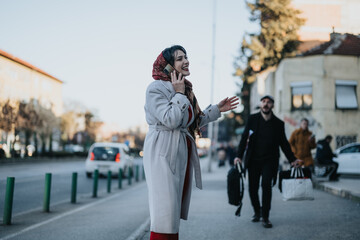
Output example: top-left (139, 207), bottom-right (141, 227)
top-left (71, 172), bottom-right (78, 203)
top-left (107, 171), bottom-right (112, 193)
top-left (118, 169), bottom-right (122, 189)
top-left (43, 173), bottom-right (52, 212)
top-left (3, 177), bottom-right (15, 225)
top-left (135, 165), bottom-right (139, 182)
top-left (93, 169), bottom-right (99, 198)
top-left (128, 167), bottom-right (132, 185)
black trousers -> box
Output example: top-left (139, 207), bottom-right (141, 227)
top-left (328, 161), bottom-right (339, 180)
top-left (248, 161), bottom-right (274, 220)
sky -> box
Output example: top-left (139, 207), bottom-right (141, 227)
top-left (0, 0), bottom-right (256, 131)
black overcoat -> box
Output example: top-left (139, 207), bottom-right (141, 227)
top-left (237, 112), bottom-right (296, 179)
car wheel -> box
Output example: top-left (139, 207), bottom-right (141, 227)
top-left (86, 172), bottom-right (92, 178)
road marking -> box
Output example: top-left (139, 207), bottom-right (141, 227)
top-left (0, 182), bottom-right (146, 240)
top-left (0, 186), bottom-right (121, 222)
top-left (125, 217), bottom-right (150, 240)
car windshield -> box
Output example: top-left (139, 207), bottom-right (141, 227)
top-left (92, 147), bottom-right (119, 161)
top-left (340, 145), bottom-right (360, 154)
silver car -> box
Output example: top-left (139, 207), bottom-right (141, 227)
top-left (85, 142), bottom-right (133, 178)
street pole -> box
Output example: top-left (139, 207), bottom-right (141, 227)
top-left (207, 0), bottom-right (217, 173)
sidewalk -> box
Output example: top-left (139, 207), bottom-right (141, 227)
top-left (313, 177), bottom-right (360, 202)
top-left (138, 160), bottom-right (360, 240)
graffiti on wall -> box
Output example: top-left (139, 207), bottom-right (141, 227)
top-left (335, 135), bottom-right (357, 148)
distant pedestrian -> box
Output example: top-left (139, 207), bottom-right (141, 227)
top-left (226, 142), bottom-right (237, 167)
top-left (0, 144), bottom-right (6, 158)
top-left (289, 118), bottom-right (317, 168)
top-left (234, 95), bottom-right (302, 228)
top-left (143, 45), bottom-right (239, 240)
top-left (217, 143), bottom-right (227, 167)
top-left (316, 135), bottom-right (339, 181)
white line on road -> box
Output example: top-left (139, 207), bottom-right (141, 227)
top-left (0, 182), bottom-right (147, 240)
top-left (125, 217), bottom-right (150, 240)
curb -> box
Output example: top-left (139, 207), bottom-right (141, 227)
top-left (125, 218), bottom-right (150, 240)
top-left (313, 180), bottom-right (360, 203)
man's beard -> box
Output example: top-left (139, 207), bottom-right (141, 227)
top-left (261, 108), bottom-right (271, 115)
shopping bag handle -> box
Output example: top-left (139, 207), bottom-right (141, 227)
top-left (291, 167), bottom-right (304, 178)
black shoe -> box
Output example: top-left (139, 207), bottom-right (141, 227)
top-left (262, 219), bottom-right (273, 228)
top-left (251, 214), bottom-right (261, 222)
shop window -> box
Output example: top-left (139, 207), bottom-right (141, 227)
top-left (291, 81), bottom-right (312, 110)
top-left (335, 80), bottom-right (358, 109)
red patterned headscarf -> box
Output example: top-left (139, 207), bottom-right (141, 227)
top-left (152, 52), bottom-right (203, 139)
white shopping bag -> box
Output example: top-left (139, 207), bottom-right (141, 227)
top-left (282, 168), bottom-right (314, 201)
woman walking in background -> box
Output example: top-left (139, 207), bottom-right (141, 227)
top-left (143, 45), bottom-right (238, 240)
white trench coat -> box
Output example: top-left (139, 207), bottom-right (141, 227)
top-left (143, 80), bottom-right (221, 233)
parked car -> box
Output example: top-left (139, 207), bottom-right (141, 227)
top-left (85, 142), bottom-right (133, 178)
top-left (333, 142), bottom-right (360, 175)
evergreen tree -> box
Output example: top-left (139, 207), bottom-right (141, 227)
top-left (235, 0), bottom-right (305, 123)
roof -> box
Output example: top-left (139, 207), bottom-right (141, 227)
top-left (0, 49), bottom-right (63, 83)
top-left (301, 33), bottom-right (360, 57)
top-left (297, 40), bottom-right (325, 53)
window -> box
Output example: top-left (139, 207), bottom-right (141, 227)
top-left (335, 80), bottom-right (358, 109)
top-left (340, 145), bottom-right (360, 154)
top-left (291, 81), bottom-right (312, 110)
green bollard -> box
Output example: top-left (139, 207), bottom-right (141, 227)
top-left (3, 177), bottom-right (15, 225)
top-left (43, 173), bottom-right (52, 212)
top-left (128, 167), bottom-right (132, 185)
top-left (135, 165), bottom-right (139, 182)
top-left (93, 169), bottom-right (99, 198)
top-left (71, 172), bottom-right (78, 203)
top-left (142, 166), bottom-right (146, 181)
top-left (107, 171), bottom-right (112, 193)
top-left (118, 169), bottom-right (123, 189)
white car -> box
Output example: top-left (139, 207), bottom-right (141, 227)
top-left (85, 142), bottom-right (133, 178)
top-left (333, 142), bottom-right (360, 175)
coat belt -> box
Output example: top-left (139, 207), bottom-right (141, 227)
top-left (149, 124), bottom-right (202, 188)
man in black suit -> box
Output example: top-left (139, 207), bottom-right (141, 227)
top-left (234, 95), bottom-right (302, 228)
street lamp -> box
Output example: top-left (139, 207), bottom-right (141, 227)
top-left (207, 0), bottom-right (217, 173)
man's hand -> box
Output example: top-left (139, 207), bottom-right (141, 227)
top-left (234, 157), bottom-right (242, 166)
top-left (291, 159), bottom-right (303, 168)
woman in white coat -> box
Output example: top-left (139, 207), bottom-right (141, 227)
top-left (143, 45), bottom-right (238, 240)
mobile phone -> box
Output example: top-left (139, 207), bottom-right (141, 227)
top-left (163, 64), bottom-right (175, 76)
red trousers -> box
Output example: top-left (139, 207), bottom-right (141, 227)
top-left (150, 232), bottom-right (178, 240)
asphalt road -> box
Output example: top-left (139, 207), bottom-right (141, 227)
top-left (1, 159), bottom-right (360, 240)
top-left (0, 158), bottom-right (144, 218)
top-left (0, 158), bottom-right (148, 240)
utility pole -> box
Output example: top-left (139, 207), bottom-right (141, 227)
top-left (207, 0), bottom-right (217, 173)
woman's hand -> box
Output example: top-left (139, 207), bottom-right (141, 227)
top-left (217, 96), bottom-right (239, 112)
top-left (171, 71), bottom-right (185, 94)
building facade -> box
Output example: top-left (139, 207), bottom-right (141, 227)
top-left (0, 49), bottom-right (63, 156)
top-left (0, 49), bottom-right (63, 116)
top-left (250, 34), bottom-right (360, 150)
